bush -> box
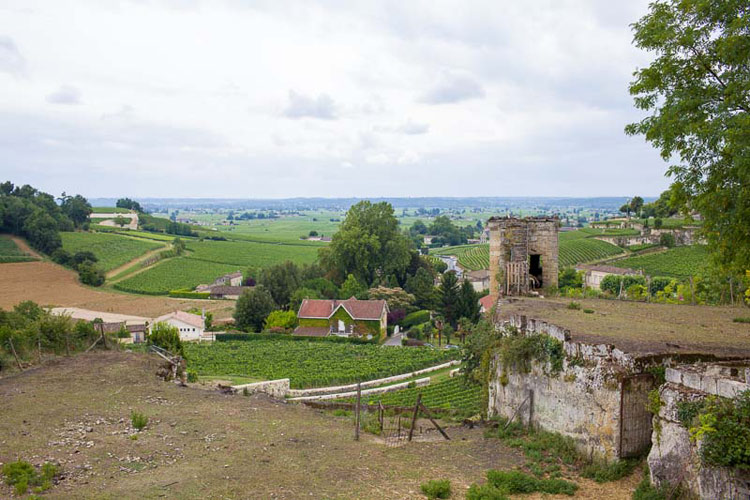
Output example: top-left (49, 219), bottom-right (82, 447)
top-left (659, 233), bottom-right (675, 248)
top-left (264, 310), bottom-right (298, 331)
top-left (600, 274), bottom-right (646, 296)
top-left (486, 470), bottom-right (578, 496)
top-left (583, 308), bottom-right (595, 314)
top-left (566, 301), bottom-right (581, 310)
top-left (581, 459), bottom-right (638, 483)
top-left (649, 276), bottom-right (672, 295)
top-left (131, 410), bottom-right (148, 431)
top-left (403, 310), bottom-right (431, 328)
top-left (465, 483), bottom-right (509, 500)
top-left (1, 460), bottom-right (59, 495)
top-left (187, 370), bottom-right (198, 383)
top-left (214, 332), bottom-right (376, 344)
top-left (51, 248), bottom-right (72, 266)
top-left (77, 262), bottom-right (105, 286)
top-left (733, 317), bottom-right (750, 324)
top-left (420, 479), bottom-right (451, 499)
top-left (148, 322), bottom-right (184, 356)
top-left (168, 290), bottom-right (211, 299)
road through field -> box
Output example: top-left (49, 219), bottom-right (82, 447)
top-left (106, 243), bottom-right (171, 279)
top-left (9, 236), bottom-right (42, 259)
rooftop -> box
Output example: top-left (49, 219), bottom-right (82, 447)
top-left (297, 298), bottom-right (387, 321)
top-left (499, 297), bottom-right (750, 357)
top-left (575, 265), bottom-right (639, 275)
top-left (154, 310), bottom-right (205, 329)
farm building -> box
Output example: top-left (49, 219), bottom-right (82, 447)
top-left (575, 264), bottom-right (641, 290)
top-left (478, 294), bottom-right (495, 315)
top-left (464, 269), bottom-right (490, 292)
top-left (207, 285), bottom-right (250, 300)
top-left (50, 307), bottom-right (149, 343)
top-left (213, 271), bottom-right (243, 287)
top-left (152, 311), bottom-right (205, 341)
top-left (294, 298), bottom-right (388, 339)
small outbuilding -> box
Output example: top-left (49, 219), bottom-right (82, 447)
top-left (152, 311), bottom-right (205, 341)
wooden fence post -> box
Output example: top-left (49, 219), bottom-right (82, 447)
top-left (354, 382), bottom-right (361, 441)
top-left (8, 338), bottom-right (22, 370)
top-left (37, 336), bottom-right (42, 363)
top-left (408, 394), bottom-right (422, 441)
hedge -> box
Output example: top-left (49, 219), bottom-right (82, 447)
top-left (402, 310), bottom-right (431, 328)
top-left (215, 332), bottom-right (378, 344)
top-left (168, 290), bottom-right (211, 299)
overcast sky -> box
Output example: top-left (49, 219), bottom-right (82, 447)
top-left (0, 0), bottom-right (670, 199)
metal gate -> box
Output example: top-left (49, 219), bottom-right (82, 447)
top-left (619, 374), bottom-right (655, 458)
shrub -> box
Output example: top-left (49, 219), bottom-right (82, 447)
top-left (403, 310), bottom-right (431, 328)
top-left (486, 470), bottom-right (578, 496)
top-left (264, 310), bottom-right (298, 331)
top-left (187, 370), bottom-right (198, 383)
top-left (51, 248), bottom-right (72, 266)
top-left (632, 466), bottom-right (667, 500)
top-left (659, 233), bottom-right (675, 248)
top-left (1, 460), bottom-right (59, 495)
top-left (420, 479), bottom-right (452, 499)
top-left (148, 322), bottom-right (184, 356)
top-left (649, 276), bottom-right (672, 295)
top-left (465, 483), bottom-right (509, 500)
top-left (583, 308), bottom-right (595, 314)
top-left (566, 301), bottom-right (581, 310)
top-left (689, 390), bottom-right (750, 468)
top-left (77, 262), bottom-right (105, 286)
top-left (733, 317), bottom-right (750, 324)
top-left (168, 290), bottom-right (211, 299)
top-left (601, 274), bottom-right (646, 296)
top-left (131, 410), bottom-right (148, 431)
top-left (581, 459), bottom-right (638, 483)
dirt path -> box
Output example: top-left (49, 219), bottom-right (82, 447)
top-left (106, 243), bottom-right (171, 279)
top-left (10, 235), bottom-right (43, 259)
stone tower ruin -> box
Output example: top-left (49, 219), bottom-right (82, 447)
top-left (488, 216), bottom-right (559, 298)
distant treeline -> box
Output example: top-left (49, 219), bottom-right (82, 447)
top-left (0, 181), bottom-right (92, 254)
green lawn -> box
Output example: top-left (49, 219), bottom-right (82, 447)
top-left (60, 232), bottom-right (164, 272)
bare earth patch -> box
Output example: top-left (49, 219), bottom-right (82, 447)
top-left (501, 297), bottom-right (750, 356)
top-left (0, 260), bottom-right (233, 319)
top-left (0, 351), bottom-right (639, 499)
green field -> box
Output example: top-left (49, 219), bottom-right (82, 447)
top-left (90, 206), bottom-right (131, 213)
top-left (612, 245), bottom-right (709, 278)
top-left (183, 339), bottom-right (457, 389)
top-left (0, 235), bottom-right (36, 263)
top-left (341, 376), bottom-right (482, 415)
top-left (113, 257), bottom-right (240, 294)
top-left (60, 232), bottom-right (164, 271)
top-left (186, 239), bottom-right (319, 267)
top-left (432, 231), bottom-right (625, 271)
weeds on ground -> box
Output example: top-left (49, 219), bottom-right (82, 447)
top-left (567, 302), bottom-right (581, 310)
top-left (131, 410), bottom-right (148, 431)
top-left (632, 465), bottom-right (668, 500)
top-left (583, 309), bottom-right (595, 314)
top-left (466, 469), bottom-right (577, 499)
top-left (581, 459), bottom-right (638, 483)
top-left (420, 479), bottom-right (451, 499)
top-left (2, 460), bottom-right (60, 495)
top-left (465, 483), bottom-right (509, 500)
top-left (733, 317), bottom-right (750, 324)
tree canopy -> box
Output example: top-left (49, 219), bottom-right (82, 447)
top-left (627, 0), bottom-right (750, 273)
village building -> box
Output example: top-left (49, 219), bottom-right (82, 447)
top-left (50, 307), bottom-right (149, 344)
top-left (464, 269), bottom-right (490, 292)
top-left (152, 311), bottom-right (205, 341)
top-left (212, 271), bottom-right (243, 287)
top-left (294, 297), bottom-right (388, 339)
top-left (575, 264), bottom-right (641, 290)
top-left (478, 294), bottom-right (495, 315)
top-left (206, 285), bottom-right (249, 300)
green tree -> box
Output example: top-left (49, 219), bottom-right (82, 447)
top-left (59, 193), bottom-right (92, 227)
top-left (457, 279), bottom-right (480, 323)
top-left (630, 196), bottom-right (644, 217)
top-left (405, 267), bottom-right (439, 310)
top-left (234, 286), bottom-right (276, 332)
top-left (264, 310), bottom-right (298, 332)
top-left (116, 198), bottom-right (143, 212)
top-left (627, 0), bottom-right (750, 274)
top-left (319, 201), bottom-right (413, 285)
top-left (289, 287), bottom-right (322, 312)
top-left (258, 261), bottom-right (302, 307)
top-left (439, 271), bottom-right (461, 328)
top-left (367, 286), bottom-right (415, 311)
top-left (148, 322), bottom-right (184, 356)
top-left (558, 268), bottom-right (583, 290)
top-left (113, 215), bottom-right (128, 228)
top-left (339, 273), bottom-right (367, 299)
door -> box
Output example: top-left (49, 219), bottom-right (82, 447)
top-left (338, 320), bottom-right (345, 332)
top-left (619, 374), bottom-right (655, 458)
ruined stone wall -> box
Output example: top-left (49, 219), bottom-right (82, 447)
top-left (649, 364), bottom-right (750, 499)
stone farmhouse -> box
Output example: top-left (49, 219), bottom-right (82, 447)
top-left (464, 269), bottom-right (490, 292)
top-left (152, 310), bottom-right (205, 341)
top-left (294, 298), bottom-right (388, 340)
top-left (213, 271), bottom-right (243, 287)
top-left (575, 264), bottom-right (641, 290)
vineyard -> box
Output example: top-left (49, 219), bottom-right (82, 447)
top-left (186, 239), bottom-right (319, 267)
top-left (60, 232), bottom-right (163, 271)
top-left (0, 236), bottom-right (37, 263)
top-left (432, 231), bottom-right (625, 271)
top-left (612, 245), bottom-right (708, 278)
top-left (183, 340), bottom-right (457, 389)
top-left (340, 376), bottom-right (482, 416)
top-left (113, 257), bottom-right (240, 294)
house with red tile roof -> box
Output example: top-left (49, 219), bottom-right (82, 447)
top-left (479, 294), bottom-right (495, 315)
top-left (294, 297), bottom-right (388, 340)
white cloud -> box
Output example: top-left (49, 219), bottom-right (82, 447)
top-left (0, 0), bottom-right (669, 198)
top-left (45, 85), bottom-right (82, 105)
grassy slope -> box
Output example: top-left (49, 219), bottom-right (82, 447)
top-left (613, 245), bottom-right (709, 277)
top-left (60, 232), bottom-right (164, 272)
top-left (0, 235), bottom-right (37, 263)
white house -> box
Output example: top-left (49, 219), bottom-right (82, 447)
top-left (152, 311), bottom-right (205, 341)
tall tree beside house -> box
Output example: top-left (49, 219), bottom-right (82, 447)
top-left (234, 286), bottom-right (276, 332)
top-left (405, 267), bottom-right (439, 310)
top-left (627, 0), bottom-right (750, 274)
top-left (258, 261), bottom-right (302, 308)
top-left (339, 274), bottom-right (368, 300)
top-left (439, 271), bottom-right (461, 328)
top-left (319, 201), bottom-right (413, 286)
top-left (457, 280), bottom-right (481, 324)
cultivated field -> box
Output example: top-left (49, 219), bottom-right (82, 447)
top-left (0, 235), bottom-right (37, 263)
top-left (612, 245), bottom-right (709, 277)
top-left (0, 260), bottom-right (233, 319)
top-left (61, 231), bottom-right (164, 272)
top-left (0, 351), bottom-right (640, 499)
top-left (184, 339), bottom-right (457, 388)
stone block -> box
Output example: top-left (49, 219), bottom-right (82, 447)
top-left (700, 375), bottom-right (718, 395)
top-left (716, 379), bottom-right (749, 399)
top-left (665, 368), bottom-right (682, 385)
top-left (682, 371), bottom-right (702, 392)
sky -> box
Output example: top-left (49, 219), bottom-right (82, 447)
top-left (0, 0), bottom-right (671, 199)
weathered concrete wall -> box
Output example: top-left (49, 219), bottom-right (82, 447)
top-left (231, 378), bottom-right (290, 399)
top-left (649, 363), bottom-right (750, 499)
top-left (488, 355), bottom-right (623, 460)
